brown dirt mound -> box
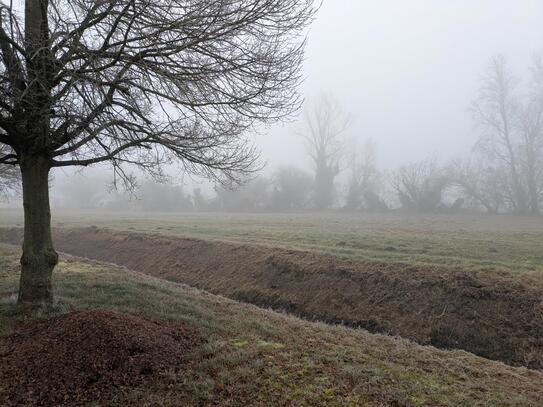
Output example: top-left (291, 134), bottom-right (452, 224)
top-left (1, 227), bottom-right (543, 371)
top-left (0, 309), bottom-right (196, 406)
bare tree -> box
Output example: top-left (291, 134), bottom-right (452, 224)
top-left (0, 0), bottom-right (316, 305)
top-left (471, 56), bottom-right (529, 213)
top-left (213, 176), bottom-right (271, 211)
top-left (449, 158), bottom-right (507, 214)
top-left (392, 160), bottom-right (449, 212)
top-left (56, 171), bottom-right (109, 209)
top-left (345, 138), bottom-right (383, 210)
top-left (271, 165), bottom-right (312, 210)
top-left (517, 56), bottom-right (543, 214)
top-left (300, 93), bottom-right (350, 209)
top-left (192, 187), bottom-right (206, 211)
top-left (138, 180), bottom-right (193, 212)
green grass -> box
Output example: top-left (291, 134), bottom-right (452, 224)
top-left (2, 209), bottom-right (542, 273)
top-left (1, 244), bottom-right (542, 406)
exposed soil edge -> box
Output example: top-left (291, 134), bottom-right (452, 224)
top-left (0, 309), bottom-right (197, 406)
top-left (1, 226), bottom-right (543, 370)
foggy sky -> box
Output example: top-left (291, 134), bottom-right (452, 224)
top-left (45, 1), bottom-right (543, 201)
top-left (258, 0), bottom-right (543, 170)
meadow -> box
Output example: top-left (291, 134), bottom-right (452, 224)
top-left (2, 210), bottom-right (543, 405)
top-left (1, 244), bottom-right (542, 406)
top-left (2, 209), bottom-right (542, 273)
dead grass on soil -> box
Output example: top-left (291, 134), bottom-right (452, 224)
top-left (0, 244), bottom-right (542, 406)
top-left (1, 227), bottom-right (540, 371)
top-left (0, 309), bottom-right (197, 406)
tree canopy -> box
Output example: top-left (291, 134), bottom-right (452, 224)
top-left (0, 0), bottom-right (316, 182)
top-left (0, 0), bottom-right (316, 306)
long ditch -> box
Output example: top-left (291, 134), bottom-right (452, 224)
top-left (1, 226), bottom-right (542, 371)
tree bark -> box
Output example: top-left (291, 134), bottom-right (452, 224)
top-left (17, 154), bottom-right (58, 306)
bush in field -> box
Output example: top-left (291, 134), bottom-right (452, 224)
top-left (192, 188), bottom-right (207, 211)
top-left (212, 177), bottom-right (271, 211)
top-left (271, 166), bottom-right (313, 210)
top-left (448, 159), bottom-right (509, 213)
top-left (344, 139), bottom-right (387, 211)
top-left (392, 160), bottom-right (450, 212)
top-left (138, 182), bottom-right (193, 212)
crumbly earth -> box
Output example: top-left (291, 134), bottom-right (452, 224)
top-left (0, 309), bottom-right (197, 406)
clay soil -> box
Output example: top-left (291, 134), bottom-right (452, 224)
top-left (1, 227), bottom-right (543, 371)
top-left (0, 309), bottom-right (197, 406)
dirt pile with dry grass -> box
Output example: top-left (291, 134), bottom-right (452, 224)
top-left (1, 226), bottom-right (543, 371)
top-left (0, 309), bottom-right (196, 406)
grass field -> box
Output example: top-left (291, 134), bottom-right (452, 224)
top-left (1, 244), bottom-right (542, 406)
top-left (1, 209), bottom-right (543, 273)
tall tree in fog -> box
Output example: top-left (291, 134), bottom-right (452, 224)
top-left (0, 0), bottom-right (316, 306)
top-left (271, 166), bottom-right (312, 210)
top-left (345, 138), bottom-right (381, 210)
top-left (517, 57), bottom-right (543, 214)
top-left (392, 160), bottom-right (449, 212)
top-left (471, 56), bottom-right (529, 213)
top-left (449, 158), bottom-right (507, 213)
top-left (213, 176), bottom-right (270, 211)
top-left (472, 55), bottom-right (543, 214)
top-left (301, 93), bottom-right (350, 209)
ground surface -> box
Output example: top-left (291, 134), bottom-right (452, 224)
top-left (0, 309), bottom-right (197, 406)
top-left (2, 226), bottom-right (542, 370)
top-left (1, 244), bottom-right (543, 406)
top-left (2, 209), bottom-right (543, 272)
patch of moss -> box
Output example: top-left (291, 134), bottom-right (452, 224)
top-left (230, 339), bottom-right (250, 348)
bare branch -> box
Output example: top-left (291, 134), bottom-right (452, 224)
top-left (0, 0), bottom-right (316, 184)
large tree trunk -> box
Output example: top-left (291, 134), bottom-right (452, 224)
top-left (17, 154), bottom-right (58, 306)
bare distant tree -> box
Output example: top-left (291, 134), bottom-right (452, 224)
top-left (345, 138), bottom-right (383, 210)
top-left (0, 0), bottom-right (317, 305)
top-left (192, 188), bottom-right (206, 211)
top-left (449, 158), bottom-right (507, 214)
top-left (139, 181), bottom-right (193, 212)
top-left (56, 171), bottom-right (109, 209)
top-left (392, 160), bottom-right (449, 212)
top-left (213, 176), bottom-right (271, 211)
top-left (300, 93), bottom-right (350, 209)
top-left (271, 166), bottom-right (312, 210)
top-left (471, 56), bottom-right (529, 213)
top-left (517, 56), bottom-right (543, 214)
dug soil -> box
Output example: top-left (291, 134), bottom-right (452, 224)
top-left (0, 309), bottom-right (197, 406)
top-left (1, 227), bottom-right (543, 370)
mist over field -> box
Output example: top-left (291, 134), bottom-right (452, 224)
top-left (2, 0), bottom-right (537, 214)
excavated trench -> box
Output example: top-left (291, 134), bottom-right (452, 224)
top-left (1, 226), bottom-right (543, 370)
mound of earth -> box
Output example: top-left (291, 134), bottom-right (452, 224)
top-left (1, 227), bottom-right (543, 371)
top-left (0, 309), bottom-right (196, 406)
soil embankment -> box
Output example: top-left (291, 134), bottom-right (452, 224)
top-left (1, 227), bottom-right (543, 370)
top-left (0, 309), bottom-right (196, 406)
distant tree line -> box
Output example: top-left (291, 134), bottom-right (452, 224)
top-left (6, 55), bottom-right (543, 215)
top-left (197, 56), bottom-right (543, 215)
